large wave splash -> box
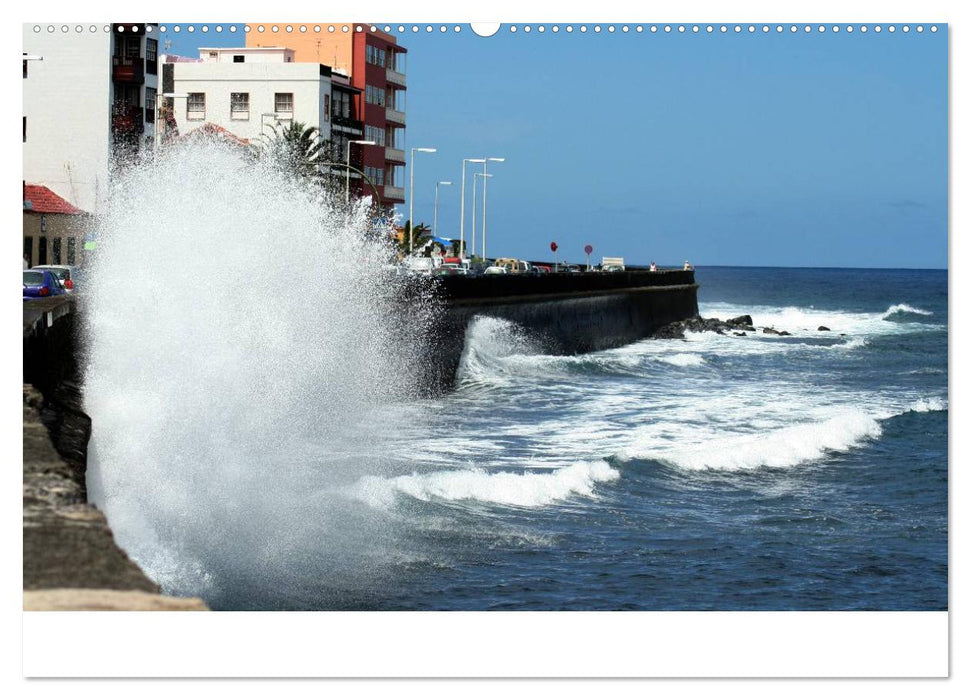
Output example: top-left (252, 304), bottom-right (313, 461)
top-left (351, 461), bottom-right (619, 509)
top-left (83, 140), bottom-right (436, 600)
top-left (699, 302), bottom-right (938, 338)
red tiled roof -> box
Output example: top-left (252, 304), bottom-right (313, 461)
top-left (176, 122), bottom-right (251, 146)
top-left (23, 185), bottom-right (86, 215)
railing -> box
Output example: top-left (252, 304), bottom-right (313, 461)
top-left (386, 67), bottom-right (407, 87)
top-left (385, 107), bottom-right (406, 125)
top-left (385, 147), bottom-right (405, 163)
top-left (384, 185), bottom-right (405, 201)
top-left (110, 104), bottom-right (144, 134)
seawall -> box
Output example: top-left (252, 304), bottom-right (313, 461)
top-left (22, 296), bottom-right (207, 610)
top-left (424, 269), bottom-right (699, 392)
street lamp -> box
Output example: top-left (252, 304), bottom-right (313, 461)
top-left (459, 158), bottom-right (486, 261)
top-left (346, 139), bottom-right (376, 203)
top-left (155, 92), bottom-right (190, 150)
top-left (481, 157), bottom-right (505, 261)
top-left (260, 112), bottom-right (279, 137)
top-left (472, 173), bottom-right (492, 262)
top-left (434, 181), bottom-right (452, 244)
top-left (408, 147), bottom-right (437, 253)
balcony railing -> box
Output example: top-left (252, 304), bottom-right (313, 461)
top-left (112, 59), bottom-right (144, 84)
top-left (386, 67), bottom-right (407, 87)
top-left (384, 185), bottom-right (405, 201)
top-left (385, 107), bottom-right (406, 125)
top-left (111, 104), bottom-right (145, 134)
top-left (385, 147), bottom-right (405, 163)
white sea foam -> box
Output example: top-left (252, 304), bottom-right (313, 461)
top-left (621, 410), bottom-right (884, 471)
top-left (657, 353), bottom-right (706, 367)
top-left (352, 461), bottom-right (620, 509)
top-left (905, 397), bottom-right (948, 413)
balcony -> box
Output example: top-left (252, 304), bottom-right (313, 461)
top-left (384, 185), bottom-right (405, 202)
top-left (385, 146), bottom-right (405, 163)
top-left (385, 107), bottom-right (406, 126)
top-left (111, 103), bottom-right (145, 135)
top-left (112, 59), bottom-right (144, 84)
top-left (386, 67), bottom-right (406, 87)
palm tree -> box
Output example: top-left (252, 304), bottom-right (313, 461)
top-left (397, 220), bottom-right (433, 255)
top-left (255, 121), bottom-right (328, 178)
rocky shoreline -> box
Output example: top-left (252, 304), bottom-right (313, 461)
top-left (649, 313), bottom-right (833, 339)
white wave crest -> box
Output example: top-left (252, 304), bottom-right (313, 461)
top-left (906, 397), bottom-right (947, 413)
top-left (352, 461), bottom-right (620, 509)
top-left (621, 410), bottom-right (883, 471)
top-left (657, 353), bottom-right (706, 367)
top-left (883, 304), bottom-right (934, 318)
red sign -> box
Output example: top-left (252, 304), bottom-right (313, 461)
top-left (584, 244), bottom-right (593, 255)
top-left (550, 242), bottom-right (558, 252)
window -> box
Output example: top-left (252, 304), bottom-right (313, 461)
top-left (52, 238), bottom-right (62, 265)
top-left (323, 94), bottom-right (330, 121)
top-left (145, 87), bottom-right (156, 123)
top-left (146, 38), bottom-right (158, 75)
top-left (365, 85), bottom-right (385, 107)
top-left (233, 55), bottom-right (245, 63)
top-left (275, 92), bottom-right (294, 114)
top-left (365, 125), bottom-right (385, 146)
top-left (23, 237), bottom-right (33, 268)
top-left (67, 238), bottom-right (76, 266)
top-left (187, 92), bottom-right (205, 120)
top-left (231, 92), bottom-right (249, 119)
top-left (364, 166), bottom-right (385, 185)
top-left (332, 90), bottom-right (352, 119)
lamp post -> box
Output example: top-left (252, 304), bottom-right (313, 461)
top-left (434, 181), bottom-right (452, 244)
top-left (346, 140), bottom-right (376, 203)
top-left (459, 158), bottom-right (486, 261)
top-left (472, 172), bottom-right (492, 262)
top-left (260, 112), bottom-right (280, 138)
top-left (409, 146), bottom-right (437, 253)
top-left (155, 92), bottom-right (189, 150)
top-left (481, 157), bottom-right (504, 260)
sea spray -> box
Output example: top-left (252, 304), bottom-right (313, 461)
top-left (83, 140), bottom-right (438, 606)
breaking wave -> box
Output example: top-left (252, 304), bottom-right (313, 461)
top-left (352, 461), bottom-right (620, 509)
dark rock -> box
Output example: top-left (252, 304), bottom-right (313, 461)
top-left (727, 315), bottom-right (753, 328)
top-left (779, 331), bottom-right (791, 336)
top-left (817, 326), bottom-right (830, 331)
top-left (762, 327), bottom-right (780, 335)
top-left (733, 332), bottom-right (747, 337)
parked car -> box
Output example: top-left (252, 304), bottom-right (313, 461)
top-left (31, 265), bottom-right (79, 292)
top-left (483, 265), bottom-right (509, 275)
top-left (23, 269), bottom-right (67, 300)
top-left (601, 264), bottom-right (625, 273)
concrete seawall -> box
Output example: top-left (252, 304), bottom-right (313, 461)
top-left (424, 269), bottom-right (699, 392)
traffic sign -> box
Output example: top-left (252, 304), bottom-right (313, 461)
top-left (550, 241), bottom-right (558, 252)
top-left (584, 244), bottom-right (593, 255)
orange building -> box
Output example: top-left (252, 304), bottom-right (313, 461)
top-left (246, 25), bottom-right (407, 210)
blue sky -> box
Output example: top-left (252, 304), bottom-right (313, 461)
top-left (165, 23), bottom-right (947, 268)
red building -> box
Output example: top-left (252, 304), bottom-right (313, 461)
top-left (246, 25), bottom-right (407, 212)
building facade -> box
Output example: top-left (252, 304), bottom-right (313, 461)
top-left (22, 184), bottom-right (90, 268)
top-left (165, 47), bottom-right (332, 146)
top-left (246, 26), bottom-right (407, 208)
top-left (23, 23), bottom-right (159, 215)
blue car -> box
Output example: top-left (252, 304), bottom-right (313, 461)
top-left (23, 269), bottom-right (66, 301)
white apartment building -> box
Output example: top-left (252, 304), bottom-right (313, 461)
top-left (166, 47), bottom-right (334, 148)
top-left (23, 23), bottom-right (160, 214)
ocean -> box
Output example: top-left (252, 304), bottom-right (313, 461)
top-left (84, 183), bottom-right (948, 612)
top-left (140, 265), bottom-right (945, 611)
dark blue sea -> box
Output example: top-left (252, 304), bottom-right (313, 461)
top-left (93, 266), bottom-right (949, 611)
